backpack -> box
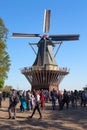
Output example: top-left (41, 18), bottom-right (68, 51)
top-left (14, 95), bottom-right (19, 105)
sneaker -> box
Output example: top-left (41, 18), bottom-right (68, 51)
top-left (29, 116), bottom-right (32, 118)
top-left (12, 117), bottom-right (16, 119)
top-left (8, 117), bottom-right (11, 119)
top-left (27, 116), bottom-right (32, 119)
top-left (38, 117), bottom-right (42, 120)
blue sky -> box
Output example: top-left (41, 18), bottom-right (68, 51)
top-left (0, 0), bottom-right (87, 91)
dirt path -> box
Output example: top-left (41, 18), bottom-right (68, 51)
top-left (0, 98), bottom-right (87, 130)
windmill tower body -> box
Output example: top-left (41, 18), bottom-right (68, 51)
top-left (21, 36), bottom-right (69, 91)
top-left (12, 10), bottom-right (79, 91)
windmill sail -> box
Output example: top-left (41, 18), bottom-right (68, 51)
top-left (49, 34), bottom-right (79, 41)
top-left (12, 33), bottom-right (40, 38)
top-left (43, 10), bottom-right (51, 33)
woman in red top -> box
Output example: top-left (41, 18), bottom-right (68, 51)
top-left (40, 90), bottom-right (46, 110)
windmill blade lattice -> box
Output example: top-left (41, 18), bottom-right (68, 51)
top-left (12, 33), bottom-right (40, 38)
top-left (43, 10), bottom-right (51, 33)
top-left (49, 34), bottom-right (79, 41)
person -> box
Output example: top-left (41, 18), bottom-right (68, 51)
top-left (74, 90), bottom-right (78, 108)
top-left (31, 93), bottom-right (35, 110)
top-left (26, 90), bottom-right (32, 111)
top-left (0, 91), bottom-right (2, 108)
top-left (29, 90), bottom-right (42, 119)
top-left (20, 91), bottom-right (27, 112)
top-left (70, 91), bottom-right (75, 108)
top-left (81, 91), bottom-right (86, 107)
top-left (50, 88), bottom-right (57, 110)
top-left (44, 90), bottom-right (49, 102)
top-left (58, 91), bottom-right (63, 110)
top-left (62, 90), bottom-right (70, 109)
top-left (8, 89), bottom-right (19, 119)
top-left (40, 89), bottom-right (45, 110)
top-left (2, 91), bottom-right (6, 101)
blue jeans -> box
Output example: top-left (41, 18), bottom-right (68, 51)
top-left (52, 98), bottom-right (56, 110)
top-left (27, 100), bottom-right (31, 110)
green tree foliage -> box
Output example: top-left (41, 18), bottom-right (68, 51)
top-left (3, 85), bottom-right (13, 96)
top-left (0, 18), bottom-right (11, 89)
top-left (83, 85), bottom-right (87, 91)
top-left (3, 85), bottom-right (13, 93)
top-left (0, 78), bottom-right (4, 90)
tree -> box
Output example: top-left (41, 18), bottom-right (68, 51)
top-left (83, 85), bottom-right (87, 91)
top-left (3, 85), bottom-right (13, 93)
top-left (3, 85), bottom-right (13, 97)
top-left (0, 78), bottom-right (4, 90)
top-left (0, 18), bottom-right (11, 89)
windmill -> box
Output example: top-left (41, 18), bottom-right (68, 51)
top-left (12, 10), bottom-right (80, 91)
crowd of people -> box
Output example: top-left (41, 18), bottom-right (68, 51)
top-left (0, 91), bottom-right (7, 108)
top-left (50, 89), bottom-right (87, 110)
top-left (8, 89), bottom-right (46, 119)
top-left (0, 88), bottom-right (87, 120)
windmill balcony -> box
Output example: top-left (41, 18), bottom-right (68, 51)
top-left (20, 66), bottom-right (69, 73)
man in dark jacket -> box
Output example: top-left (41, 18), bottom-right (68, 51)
top-left (8, 89), bottom-right (19, 119)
